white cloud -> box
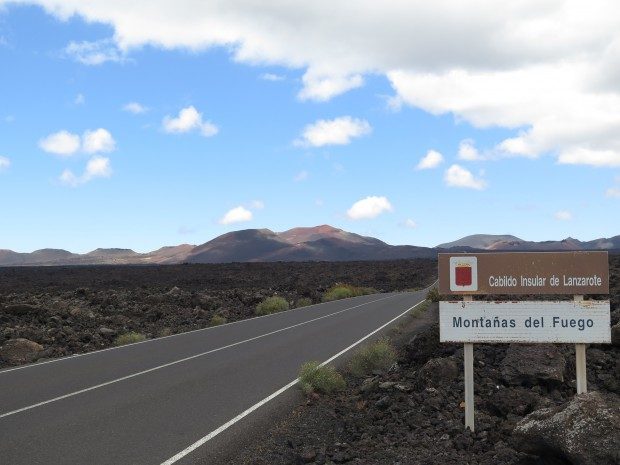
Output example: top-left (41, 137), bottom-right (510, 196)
top-left (416, 150), bottom-right (443, 170)
top-left (39, 130), bottom-right (81, 156)
top-left (85, 155), bottom-right (113, 179)
top-left (249, 200), bottom-right (265, 210)
top-left (0, 156), bottom-right (10, 171)
top-left (219, 206), bottom-right (253, 225)
top-left (59, 156), bottom-right (112, 187)
top-left (605, 177), bottom-right (620, 197)
top-left (123, 102), bottom-right (148, 114)
top-left (298, 73), bottom-right (363, 101)
top-left (40, 129), bottom-right (116, 155)
top-left (64, 39), bottom-right (125, 65)
top-left (606, 187), bottom-right (620, 198)
top-left (605, 187), bottom-right (620, 198)
top-left (400, 218), bottom-right (417, 229)
top-left (82, 128), bottom-right (116, 153)
top-left (557, 148), bottom-right (620, 167)
top-left (12, 0), bottom-right (620, 166)
top-left (260, 73), bottom-right (285, 81)
top-left (458, 139), bottom-right (483, 161)
top-left (296, 116), bottom-right (371, 147)
top-left (347, 196), bottom-right (393, 220)
top-left (293, 170), bottom-right (309, 182)
top-left (74, 93), bottom-right (85, 105)
top-left (444, 164), bottom-right (487, 190)
top-left (162, 106), bottom-right (219, 137)
top-left (554, 210), bottom-right (573, 221)
top-left (59, 169), bottom-right (79, 187)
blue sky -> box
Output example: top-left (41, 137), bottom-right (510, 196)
top-left (0, 2), bottom-right (618, 253)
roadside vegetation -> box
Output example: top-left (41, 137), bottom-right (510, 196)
top-left (209, 314), bottom-right (227, 326)
top-left (426, 287), bottom-right (440, 302)
top-left (298, 361), bottom-right (346, 395)
top-left (256, 296), bottom-right (290, 316)
top-left (322, 283), bottom-right (376, 302)
top-left (295, 297), bottom-right (313, 308)
top-left (348, 338), bottom-right (397, 377)
top-left (410, 299), bottom-right (430, 318)
top-left (114, 331), bottom-right (146, 346)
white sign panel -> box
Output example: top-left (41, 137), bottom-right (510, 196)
top-left (440, 300), bottom-right (610, 343)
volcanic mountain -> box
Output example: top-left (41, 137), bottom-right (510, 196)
top-left (0, 226), bottom-right (617, 266)
top-left (438, 234), bottom-right (620, 251)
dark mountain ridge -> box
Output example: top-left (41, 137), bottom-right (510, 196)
top-left (0, 226), bottom-right (617, 266)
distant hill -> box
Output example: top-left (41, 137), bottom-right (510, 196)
top-left (185, 225), bottom-right (436, 263)
top-left (439, 234), bottom-right (620, 252)
top-left (437, 234), bottom-right (524, 250)
top-left (0, 226), bottom-right (617, 266)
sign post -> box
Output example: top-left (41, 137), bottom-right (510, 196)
top-left (574, 295), bottom-right (587, 394)
top-left (438, 251), bottom-right (610, 431)
top-left (463, 294), bottom-right (474, 432)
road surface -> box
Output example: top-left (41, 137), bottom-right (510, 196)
top-left (0, 289), bottom-right (429, 464)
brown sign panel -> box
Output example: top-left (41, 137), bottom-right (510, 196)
top-left (438, 251), bottom-right (609, 295)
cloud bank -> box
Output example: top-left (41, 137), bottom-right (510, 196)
top-left (6, 0), bottom-right (620, 165)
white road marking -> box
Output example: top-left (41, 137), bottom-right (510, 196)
top-left (160, 295), bottom-right (429, 465)
top-left (0, 293), bottom-right (380, 375)
top-left (0, 294), bottom-right (398, 419)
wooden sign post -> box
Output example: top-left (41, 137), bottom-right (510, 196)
top-left (574, 295), bottom-right (587, 394)
top-left (463, 295), bottom-right (474, 432)
top-left (438, 251), bottom-right (610, 431)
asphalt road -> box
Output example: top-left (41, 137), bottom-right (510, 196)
top-left (0, 290), bottom-right (429, 464)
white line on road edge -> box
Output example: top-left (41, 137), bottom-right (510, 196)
top-left (0, 293), bottom-right (393, 375)
top-left (160, 295), bottom-right (430, 465)
top-left (0, 294), bottom-right (399, 420)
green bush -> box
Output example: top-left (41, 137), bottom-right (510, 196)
top-left (410, 299), bottom-right (430, 318)
top-left (295, 297), bottom-right (313, 308)
top-left (114, 331), bottom-right (146, 346)
top-left (209, 314), bottom-right (227, 326)
top-left (322, 284), bottom-right (376, 302)
top-left (349, 338), bottom-right (396, 377)
top-left (426, 287), bottom-right (440, 302)
top-left (256, 296), bottom-right (290, 316)
top-left (298, 361), bottom-right (346, 395)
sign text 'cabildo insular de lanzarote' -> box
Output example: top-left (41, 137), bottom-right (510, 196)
top-left (438, 251), bottom-right (609, 295)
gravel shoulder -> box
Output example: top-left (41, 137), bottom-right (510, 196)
top-left (232, 296), bottom-right (619, 465)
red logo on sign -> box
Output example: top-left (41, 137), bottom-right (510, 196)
top-left (455, 265), bottom-right (472, 286)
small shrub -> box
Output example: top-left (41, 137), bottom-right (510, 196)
top-left (209, 314), bottom-right (227, 326)
top-left (256, 296), bottom-right (290, 316)
top-left (426, 287), bottom-right (440, 302)
top-left (411, 299), bottom-right (430, 318)
top-left (349, 338), bottom-right (396, 377)
top-left (322, 284), bottom-right (376, 302)
top-left (158, 327), bottom-right (173, 337)
top-left (295, 297), bottom-right (313, 308)
top-left (114, 331), bottom-right (146, 346)
top-left (298, 361), bottom-right (346, 395)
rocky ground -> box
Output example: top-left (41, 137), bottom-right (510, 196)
top-left (233, 255), bottom-right (620, 465)
top-left (0, 260), bottom-right (435, 368)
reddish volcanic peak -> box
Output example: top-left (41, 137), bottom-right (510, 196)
top-left (278, 225), bottom-right (343, 244)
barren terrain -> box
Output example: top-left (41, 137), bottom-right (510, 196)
top-left (0, 260), bottom-right (435, 368)
top-left (233, 255), bottom-right (620, 465)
